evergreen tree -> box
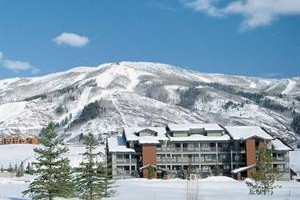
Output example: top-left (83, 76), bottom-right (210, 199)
top-left (246, 147), bottom-right (281, 195)
top-left (14, 164), bottom-right (18, 173)
top-left (8, 163), bottom-right (13, 173)
top-left (25, 163), bottom-right (34, 175)
top-left (1, 165), bottom-right (4, 172)
top-left (16, 162), bottom-right (24, 177)
top-left (96, 163), bottom-right (115, 198)
top-left (22, 122), bottom-right (74, 200)
top-left (291, 113), bottom-right (300, 134)
top-left (212, 165), bottom-right (221, 176)
top-left (75, 133), bottom-right (108, 200)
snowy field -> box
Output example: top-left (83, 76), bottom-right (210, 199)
top-left (0, 144), bottom-right (105, 168)
top-left (0, 176), bottom-right (300, 200)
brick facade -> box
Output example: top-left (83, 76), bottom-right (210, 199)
top-left (142, 144), bottom-right (157, 178)
top-left (246, 139), bottom-right (256, 177)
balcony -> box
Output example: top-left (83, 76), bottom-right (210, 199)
top-left (116, 159), bottom-right (137, 164)
top-left (273, 157), bottom-right (289, 162)
top-left (116, 170), bottom-right (131, 176)
top-left (204, 158), bottom-right (217, 163)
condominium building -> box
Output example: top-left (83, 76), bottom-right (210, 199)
top-left (106, 124), bottom-right (292, 180)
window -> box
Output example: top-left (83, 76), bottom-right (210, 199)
top-left (277, 153), bottom-right (284, 160)
top-left (201, 143), bottom-right (209, 149)
top-left (205, 154), bottom-right (213, 161)
top-left (175, 143), bottom-right (181, 148)
top-left (223, 165), bottom-right (230, 170)
top-left (277, 164), bottom-right (284, 171)
top-left (220, 154), bottom-right (227, 160)
top-left (183, 143), bottom-right (188, 148)
top-left (235, 155), bottom-right (240, 161)
top-left (131, 166), bottom-right (135, 171)
top-left (210, 143), bottom-right (215, 147)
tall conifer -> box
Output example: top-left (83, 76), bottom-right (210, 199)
top-left (23, 122), bottom-right (74, 200)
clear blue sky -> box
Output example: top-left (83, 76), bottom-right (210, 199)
top-left (0, 0), bottom-right (299, 79)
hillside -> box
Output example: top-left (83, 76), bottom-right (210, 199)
top-left (0, 62), bottom-right (299, 144)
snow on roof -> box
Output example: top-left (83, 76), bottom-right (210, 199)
top-left (123, 127), bottom-right (168, 141)
top-left (138, 136), bottom-right (160, 144)
top-left (231, 164), bottom-right (256, 174)
top-left (107, 136), bottom-right (135, 153)
top-left (168, 123), bottom-right (223, 132)
top-left (272, 138), bottom-right (292, 151)
top-left (224, 126), bottom-right (273, 140)
top-left (169, 134), bottom-right (231, 142)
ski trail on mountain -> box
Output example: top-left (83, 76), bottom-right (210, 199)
top-left (110, 92), bottom-right (128, 126)
top-left (282, 79), bottom-right (296, 94)
top-left (74, 87), bottom-right (91, 119)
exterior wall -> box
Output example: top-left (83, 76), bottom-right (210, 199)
top-left (110, 139), bottom-right (291, 180)
top-left (142, 144), bottom-right (157, 178)
top-left (0, 135), bottom-right (39, 145)
top-left (108, 152), bottom-right (137, 179)
top-left (273, 151), bottom-right (291, 181)
top-left (156, 141), bottom-right (232, 178)
top-left (246, 139), bottom-right (256, 177)
top-left (109, 134), bottom-right (291, 181)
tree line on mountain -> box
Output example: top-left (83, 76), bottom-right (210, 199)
top-left (22, 122), bottom-right (114, 200)
top-left (72, 100), bottom-right (106, 126)
top-left (178, 87), bottom-right (211, 109)
top-left (291, 113), bottom-right (300, 135)
top-left (195, 82), bottom-right (292, 113)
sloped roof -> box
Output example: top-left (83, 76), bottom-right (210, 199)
top-left (107, 136), bottom-right (135, 153)
top-left (138, 136), bottom-right (160, 144)
top-left (272, 138), bottom-right (292, 151)
top-left (224, 126), bottom-right (273, 140)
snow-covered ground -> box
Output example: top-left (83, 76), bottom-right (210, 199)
top-left (0, 176), bottom-right (299, 200)
top-left (0, 144), bottom-right (105, 169)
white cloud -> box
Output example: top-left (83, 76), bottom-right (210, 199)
top-left (0, 52), bottom-right (40, 74)
top-left (182, 0), bottom-right (300, 29)
top-left (53, 32), bottom-right (90, 47)
top-left (182, 0), bottom-right (223, 17)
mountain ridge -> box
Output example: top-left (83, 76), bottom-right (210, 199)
top-left (0, 62), bottom-right (299, 144)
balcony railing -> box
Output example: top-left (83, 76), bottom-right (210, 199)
top-left (273, 157), bottom-right (289, 162)
top-left (116, 159), bottom-right (137, 164)
top-left (116, 170), bottom-right (131, 176)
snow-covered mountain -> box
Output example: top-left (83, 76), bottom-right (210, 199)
top-left (0, 62), bottom-right (299, 143)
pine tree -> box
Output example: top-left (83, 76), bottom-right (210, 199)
top-left (1, 165), bottom-right (4, 172)
top-left (8, 163), bottom-right (13, 173)
top-left (75, 133), bottom-right (106, 200)
top-left (16, 162), bottom-right (24, 177)
top-left (25, 163), bottom-right (34, 175)
top-left (14, 164), bottom-right (18, 173)
top-left (22, 122), bottom-right (74, 200)
top-left (96, 163), bottom-right (115, 198)
top-left (246, 146), bottom-right (281, 195)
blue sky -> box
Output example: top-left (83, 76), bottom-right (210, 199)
top-left (0, 0), bottom-right (299, 79)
